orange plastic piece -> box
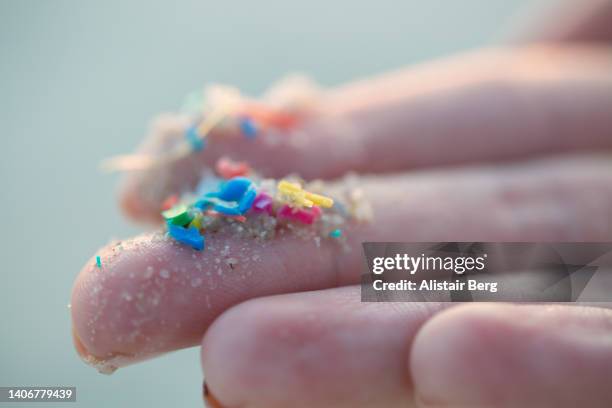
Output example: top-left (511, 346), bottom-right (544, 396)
top-left (240, 103), bottom-right (299, 130)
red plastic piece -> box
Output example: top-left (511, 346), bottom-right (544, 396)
top-left (215, 157), bottom-right (251, 179)
top-left (161, 194), bottom-right (179, 211)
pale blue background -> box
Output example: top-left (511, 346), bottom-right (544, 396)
top-left (0, 0), bottom-right (545, 406)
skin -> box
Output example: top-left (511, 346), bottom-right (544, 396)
top-left (71, 1), bottom-right (612, 406)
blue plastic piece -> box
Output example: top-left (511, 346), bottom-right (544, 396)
top-left (214, 177), bottom-right (253, 201)
top-left (167, 223), bottom-right (205, 250)
top-left (185, 126), bottom-right (205, 151)
top-left (239, 117), bottom-right (258, 139)
top-left (238, 188), bottom-right (257, 213)
top-left (196, 177), bottom-right (256, 215)
top-left (209, 188), bottom-right (256, 215)
top-left (194, 197), bottom-right (214, 210)
top-left (213, 202), bottom-right (242, 215)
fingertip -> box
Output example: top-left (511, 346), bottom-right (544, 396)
top-left (72, 325), bottom-right (94, 364)
top-left (410, 303), bottom-right (515, 407)
top-left (200, 299), bottom-right (286, 408)
top-left (116, 112), bottom-right (193, 223)
top-left (70, 248), bottom-right (138, 373)
top-left (201, 296), bottom-right (340, 408)
top-left (203, 381), bottom-right (226, 408)
top-left (410, 303), bottom-right (612, 407)
top-left (200, 287), bottom-right (425, 408)
top-left (70, 234), bottom-right (186, 372)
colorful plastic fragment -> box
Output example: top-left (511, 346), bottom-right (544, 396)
top-left (239, 117), bottom-right (258, 139)
top-left (167, 223), bottom-right (205, 250)
top-left (278, 204), bottom-right (321, 225)
top-left (238, 188), bottom-right (256, 211)
top-left (162, 204), bottom-right (193, 226)
top-left (329, 229), bottom-right (342, 238)
top-left (161, 194), bottom-right (179, 211)
top-left (96, 256), bottom-right (102, 268)
top-left (208, 199), bottom-right (243, 215)
top-left (277, 180), bottom-right (312, 207)
top-left (241, 104), bottom-right (299, 130)
top-left (306, 191), bottom-right (334, 208)
top-left (215, 157), bottom-right (251, 179)
top-left (197, 177), bottom-right (257, 216)
top-left (188, 213), bottom-right (203, 230)
top-left (252, 193), bottom-right (274, 215)
top-left (277, 180), bottom-right (334, 209)
top-left (185, 126), bottom-right (205, 151)
top-left (213, 177), bottom-right (253, 201)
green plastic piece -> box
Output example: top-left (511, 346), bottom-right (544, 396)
top-left (162, 204), bottom-right (193, 226)
top-left (96, 256), bottom-right (102, 268)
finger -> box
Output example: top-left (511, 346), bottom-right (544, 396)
top-left (411, 303), bottom-right (612, 407)
top-left (200, 290), bottom-right (612, 408)
top-left (201, 285), bottom-right (448, 408)
top-left (120, 45), bottom-right (612, 222)
top-left (513, 0), bottom-right (612, 44)
top-left (72, 155), bottom-right (612, 371)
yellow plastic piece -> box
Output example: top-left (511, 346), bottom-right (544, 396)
top-left (188, 213), bottom-right (203, 230)
top-left (278, 180), bottom-right (301, 193)
top-left (304, 192), bottom-right (334, 208)
top-left (278, 180), bottom-right (312, 207)
top-left (277, 180), bottom-right (334, 208)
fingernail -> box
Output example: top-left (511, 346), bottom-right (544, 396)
top-left (203, 382), bottom-right (224, 408)
top-left (72, 327), bottom-right (90, 360)
top-left (72, 327), bottom-right (121, 374)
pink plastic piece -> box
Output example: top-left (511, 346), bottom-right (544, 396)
top-left (278, 205), bottom-right (321, 225)
top-left (252, 193), bottom-right (274, 215)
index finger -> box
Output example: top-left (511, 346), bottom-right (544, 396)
top-left (72, 155), bottom-right (612, 372)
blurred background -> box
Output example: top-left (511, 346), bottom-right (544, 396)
top-left (0, 0), bottom-right (549, 406)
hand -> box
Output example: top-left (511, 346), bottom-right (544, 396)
top-left (71, 2), bottom-right (612, 406)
